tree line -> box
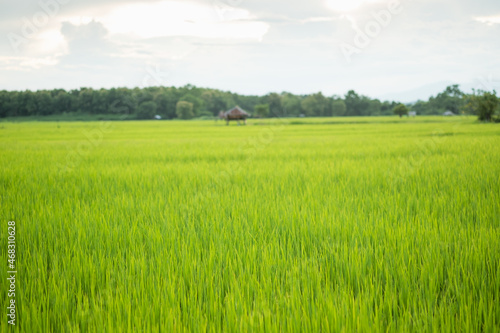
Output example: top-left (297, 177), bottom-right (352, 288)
top-left (394, 85), bottom-right (499, 121)
top-left (0, 84), bottom-right (498, 121)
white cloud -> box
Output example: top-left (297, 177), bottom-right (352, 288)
top-left (62, 1), bottom-right (269, 40)
top-left (325, 0), bottom-right (387, 12)
top-left (300, 17), bottom-right (338, 24)
top-left (475, 15), bottom-right (500, 25)
top-left (0, 55), bottom-right (59, 71)
top-left (0, 28), bottom-right (67, 72)
top-left (34, 29), bottom-right (67, 55)
top-left (1, 0), bottom-right (500, 98)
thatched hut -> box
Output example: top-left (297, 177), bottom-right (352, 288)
top-left (219, 106), bottom-right (250, 125)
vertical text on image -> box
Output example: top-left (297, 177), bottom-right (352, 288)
top-left (7, 221), bottom-right (17, 326)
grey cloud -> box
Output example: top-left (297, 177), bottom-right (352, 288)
top-left (61, 20), bottom-right (108, 41)
top-left (1, 0), bottom-right (500, 98)
top-left (58, 20), bottom-right (118, 66)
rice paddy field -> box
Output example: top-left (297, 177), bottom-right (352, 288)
top-left (1, 116), bottom-right (499, 332)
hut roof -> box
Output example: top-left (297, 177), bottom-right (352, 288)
top-left (224, 106), bottom-right (250, 117)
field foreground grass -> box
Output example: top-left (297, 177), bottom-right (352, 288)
top-left (1, 117), bottom-right (499, 332)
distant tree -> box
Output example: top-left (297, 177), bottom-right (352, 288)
top-left (136, 90), bottom-right (154, 105)
top-left (366, 99), bottom-right (382, 116)
top-left (22, 91), bottom-right (36, 116)
top-left (393, 104), bottom-right (409, 118)
top-left (0, 91), bottom-right (7, 117)
top-left (180, 93), bottom-right (205, 116)
top-left (53, 90), bottom-right (72, 114)
top-left (301, 92), bottom-right (330, 117)
top-left (35, 91), bottom-right (53, 115)
top-left (464, 90), bottom-right (499, 122)
top-left (136, 101), bottom-right (157, 119)
top-left (331, 99), bottom-right (347, 116)
top-left (380, 100), bottom-right (399, 116)
top-left (78, 88), bottom-right (94, 114)
top-left (281, 93), bottom-right (301, 116)
top-left (411, 100), bottom-right (431, 115)
top-left (0, 90), bottom-right (19, 117)
top-left (344, 90), bottom-right (370, 116)
top-left (176, 101), bottom-right (194, 119)
top-left (222, 93), bottom-right (237, 110)
top-left (0, 84), bottom-right (469, 120)
top-left (254, 104), bottom-right (270, 118)
top-left (153, 93), bottom-right (170, 118)
top-left (426, 85), bottom-right (465, 115)
top-left (263, 93), bottom-right (282, 116)
top-left (234, 94), bottom-right (260, 114)
top-left (201, 90), bottom-right (228, 116)
top-left (158, 87), bottom-right (180, 119)
top-left (112, 89), bottom-right (137, 115)
top-left (436, 85), bottom-right (464, 113)
top-left (92, 89), bottom-right (107, 114)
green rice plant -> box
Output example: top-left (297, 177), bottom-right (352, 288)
top-left (0, 116), bottom-right (499, 332)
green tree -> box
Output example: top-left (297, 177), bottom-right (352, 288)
top-left (331, 99), bottom-right (347, 116)
top-left (345, 90), bottom-right (370, 116)
top-left (411, 100), bottom-right (431, 115)
top-left (176, 101), bottom-right (194, 119)
top-left (153, 93), bottom-right (170, 118)
top-left (301, 92), bottom-right (330, 117)
top-left (136, 89), bottom-right (154, 105)
top-left (91, 89), bottom-right (107, 114)
top-left (0, 91), bottom-right (7, 117)
top-left (156, 87), bottom-right (180, 119)
top-left (24, 91), bottom-right (37, 116)
top-left (464, 90), bottom-right (499, 122)
top-left (425, 85), bottom-right (465, 115)
top-left (136, 101), bottom-right (157, 119)
top-left (393, 103), bottom-right (409, 118)
top-left (108, 88), bottom-right (136, 115)
top-left (366, 99), bottom-right (382, 116)
top-left (200, 90), bottom-right (231, 116)
top-left (281, 93), bottom-right (301, 116)
top-left (433, 85), bottom-right (464, 114)
top-left (35, 91), bottom-right (53, 115)
top-left (254, 104), bottom-right (270, 118)
top-left (234, 94), bottom-right (259, 114)
top-left (0, 91), bottom-right (20, 117)
top-left (53, 90), bottom-right (72, 114)
top-left (180, 94), bottom-right (205, 116)
top-left (78, 88), bottom-right (94, 114)
top-left (381, 101), bottom-right (399, 116)
top-left (263, 93), bottom-right (282, 116)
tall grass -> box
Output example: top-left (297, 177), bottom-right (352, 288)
top-left (1, 117), bottom-right (499, 331)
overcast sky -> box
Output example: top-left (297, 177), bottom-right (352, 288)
top-left (2, 0), bottom-right (500, 101)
